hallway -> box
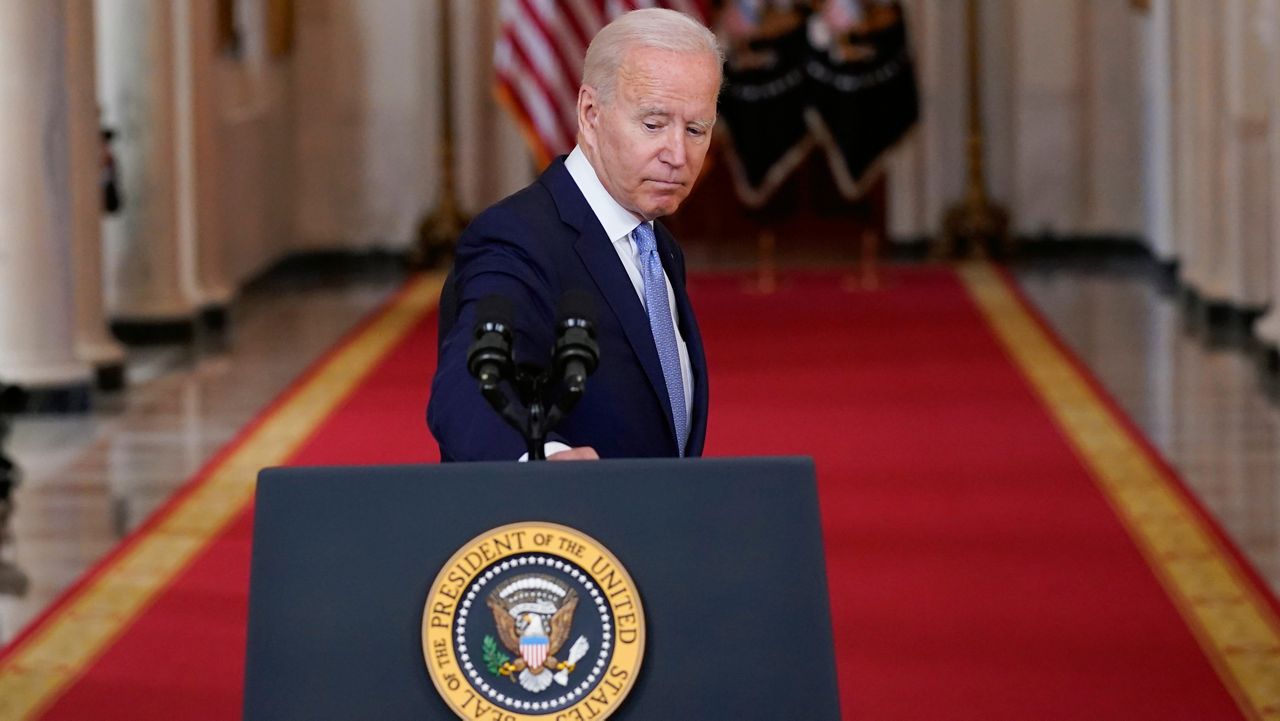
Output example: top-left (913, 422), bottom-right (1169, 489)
top-left (3, 256), bottom-right (1278, 650)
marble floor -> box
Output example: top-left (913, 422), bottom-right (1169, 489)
top-left (1, 256), bottom-right (1278, 648)
top-left (1014, 257), bottom-right (1280, 594)
top-left (0, 261), bottom-right (406, 644)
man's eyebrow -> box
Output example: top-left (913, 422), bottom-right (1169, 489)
top-left (635, 107), bottom-right (716, 130)
top-left (636, 105), bottom-right (670, 117)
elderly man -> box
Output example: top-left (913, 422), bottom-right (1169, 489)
top-left (428, 9), bottom-right (721, 461)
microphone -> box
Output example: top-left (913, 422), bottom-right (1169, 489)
top-left (554, 290), bottom-right (599, 396)
top-left (462, 292), bottom-right (596, 460)
top-left (467, 295), bottom-right (514, 389)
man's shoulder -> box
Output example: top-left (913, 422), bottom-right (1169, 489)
top-left (467, 160), bottom-right (580, 236)
top-left (468, 179), bottom-right (556, 234)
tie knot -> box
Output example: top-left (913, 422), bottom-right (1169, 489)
top-left (631, 223), bottom-right (657, 255)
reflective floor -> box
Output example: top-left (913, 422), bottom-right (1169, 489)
top-left (1, 257), bottom-right (1278, 647)
top-left (0, 262), bottom-right (405, 644)
top-left (1014, 258), bottom-right (1280, 596)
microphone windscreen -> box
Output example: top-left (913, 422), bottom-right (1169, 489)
top-left (557, 290), bottom-right (595, 325)
top-left (475, 294), bottom-right (514, 329)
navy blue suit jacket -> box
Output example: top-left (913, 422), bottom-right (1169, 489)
top-left (427, 157), bottom-right (709, 461)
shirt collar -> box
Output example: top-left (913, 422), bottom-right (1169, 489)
top-left (565, 145), bottom-right (647, 244)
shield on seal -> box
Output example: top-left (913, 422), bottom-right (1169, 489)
top-left (520, 633), bottom-right (549, 671)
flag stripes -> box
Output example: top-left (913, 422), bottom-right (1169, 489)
top-left (494, 0), bottom-right (711, 165)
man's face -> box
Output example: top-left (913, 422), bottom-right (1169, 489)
top-left (579, 46), bottom-right (720, 220)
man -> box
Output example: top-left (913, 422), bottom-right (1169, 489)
top-left (428, 9), bottom-right (721, 461)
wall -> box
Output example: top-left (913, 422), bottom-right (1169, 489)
top-left (888, 0), bottom-right (1146, 241)
top-left (290, 0), bottom-right (533, 252)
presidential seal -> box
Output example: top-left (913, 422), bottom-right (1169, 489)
top-left (422, 522), bottom-right (645, 721)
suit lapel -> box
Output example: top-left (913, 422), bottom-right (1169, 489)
top-left (542, 160), bottom-right (679, 445)
top-left (572, 230), bottom-right (675, 430)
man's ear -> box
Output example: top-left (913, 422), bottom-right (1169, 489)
top-left (577, 85), bottom-right (599, 144)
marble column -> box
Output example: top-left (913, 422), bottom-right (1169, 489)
top-left (884, 0), bottom-right (926, 241)
top-left (1171, 0), bottom-right (1196, 268)
top-left (979, 0), bottom-right (1016, 220)
top-left (1080, 0), bottom-right (1142, 235)
top-left (218, 0), bottom-right (294, 284)
top-left (96, 0), bottom-right (198, 342)
top-left (1212, 0), bottom-right (1271, 310)
top-left (175, 0), bottom-right (233, 326)
top-left (1173, 1), bottom-right (1225, 298)
top-left (64, 0), bottom-right (126, 389)
top-left (0, 2), bottom-right (92, 403)
top-left (1141, 0), bottom-right (1177, 262)
top-left (885, 0), bottom-right (924, 241)
top-left (1011, 1), bottom-right (1085, 235)
top-left (901, 0), bottom-right (967, 239)
top-left (1252, 0), bottom-right (1280, 347)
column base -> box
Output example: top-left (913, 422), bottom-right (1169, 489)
top-left (110, 317), bottom-right (197, 345)
top-left (1204, 302), bottom-right (1262, 348)
top-left (1260, 345), bottom-right (1280, 375)
top-left (5, 380), bottom-right (92, 414)
top-left (1178, 285), bottom-right (1203, 335)
top-left (95, 362), bottom-right (127, 392)
top-left (1153, 258), bottom-right (1180, 297)
top-left (0, 560), bottom-right (29, 597)
top-left (77, 339), bottom-right (127, 392)
top-left (1182, 288), bottom-right (1264, 349)
top-left (1257, 346), bottom-right (1280, 403)
top-left (200, 303), bottom-right (230, 334)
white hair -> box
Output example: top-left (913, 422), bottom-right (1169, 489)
top-left (582, 8), bottom-right (723, 104)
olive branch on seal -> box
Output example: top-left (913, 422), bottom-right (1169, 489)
top-left (483, 634), bottom-right (511, 675)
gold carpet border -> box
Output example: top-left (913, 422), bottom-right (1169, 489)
top-left (959, 262), bottom-right (1280, 720)
top-left (0, 274), bottom-right (444, 721)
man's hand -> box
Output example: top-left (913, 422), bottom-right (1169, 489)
top-left (548, 446), bottom-right (599, 461)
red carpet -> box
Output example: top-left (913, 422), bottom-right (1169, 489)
top-left (2, 265), bottom-right (1278, 720)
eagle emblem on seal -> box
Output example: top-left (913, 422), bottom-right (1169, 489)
top-left (485, 573), bottom-right (591, 693)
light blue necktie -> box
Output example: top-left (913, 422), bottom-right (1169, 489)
top-left (632, 223), bottom-right (687, 456)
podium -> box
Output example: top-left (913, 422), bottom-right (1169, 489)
top-left (244, 457), bottom-right (841, 719)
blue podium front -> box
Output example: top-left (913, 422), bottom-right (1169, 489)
top-left (244, 457), bottom-right (840, 720)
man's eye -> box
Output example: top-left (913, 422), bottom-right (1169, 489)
top-left (687, 126), bottom-right (705, 137)
top-left (643, 122), bottom-right (661, 131)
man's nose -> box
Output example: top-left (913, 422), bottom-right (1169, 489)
top-left (659, 128), bottom-right (687, 168)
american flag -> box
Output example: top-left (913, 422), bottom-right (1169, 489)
top-left (494, 0), bottom-right (713, 166)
